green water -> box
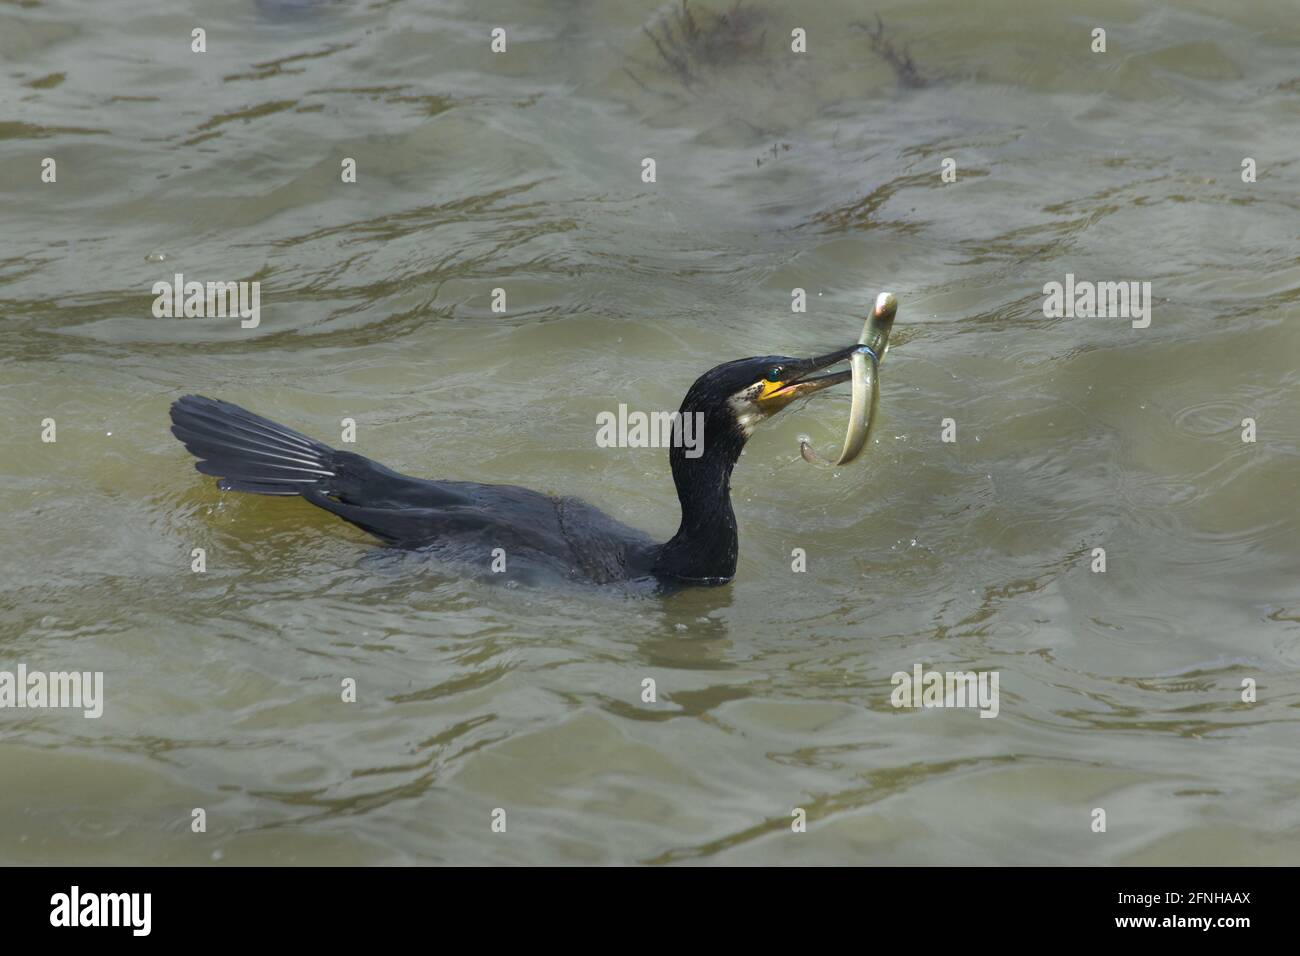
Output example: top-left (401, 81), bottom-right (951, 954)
top-left (1, 0), bottom-right (1297, 864)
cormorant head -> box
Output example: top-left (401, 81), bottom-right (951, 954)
top-left (682, 344), bottom-right (863, 442)
top-left (656, 344), bottom-right (863, 582)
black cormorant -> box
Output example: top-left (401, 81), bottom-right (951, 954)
top-left (169, 345), bottom-right (862, 587)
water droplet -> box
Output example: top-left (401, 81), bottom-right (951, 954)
top-left (145, 252), bottom-right (167, 263)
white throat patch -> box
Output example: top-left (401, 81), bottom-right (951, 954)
top-left (728, 388), bottom-right (765, 437)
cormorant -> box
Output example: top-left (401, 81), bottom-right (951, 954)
top-left (169, 344), bottom-right (862, 587)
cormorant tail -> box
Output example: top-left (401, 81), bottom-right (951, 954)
top-left (169, 394), bottom-right (338, 497)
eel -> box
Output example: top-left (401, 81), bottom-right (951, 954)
top-left (799, 291), bottom-right (897, 466)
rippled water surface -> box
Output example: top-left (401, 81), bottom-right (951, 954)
top-left (1, 0), bottom-right (1298, 864)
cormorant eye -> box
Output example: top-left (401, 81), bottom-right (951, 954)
top-left (765, 367), bottom-right (783, 383)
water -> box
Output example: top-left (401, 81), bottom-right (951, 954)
top-left (1, 0), bottom-right (1297, 864)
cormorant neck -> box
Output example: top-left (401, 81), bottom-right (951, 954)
top-left (652, 407), bottom-right (747, 583)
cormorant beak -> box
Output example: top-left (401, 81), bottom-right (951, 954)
top-left (754, 344), bottom-right (861, 412)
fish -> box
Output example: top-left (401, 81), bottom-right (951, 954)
top-left (800, 291), bottom-right (897, 466)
